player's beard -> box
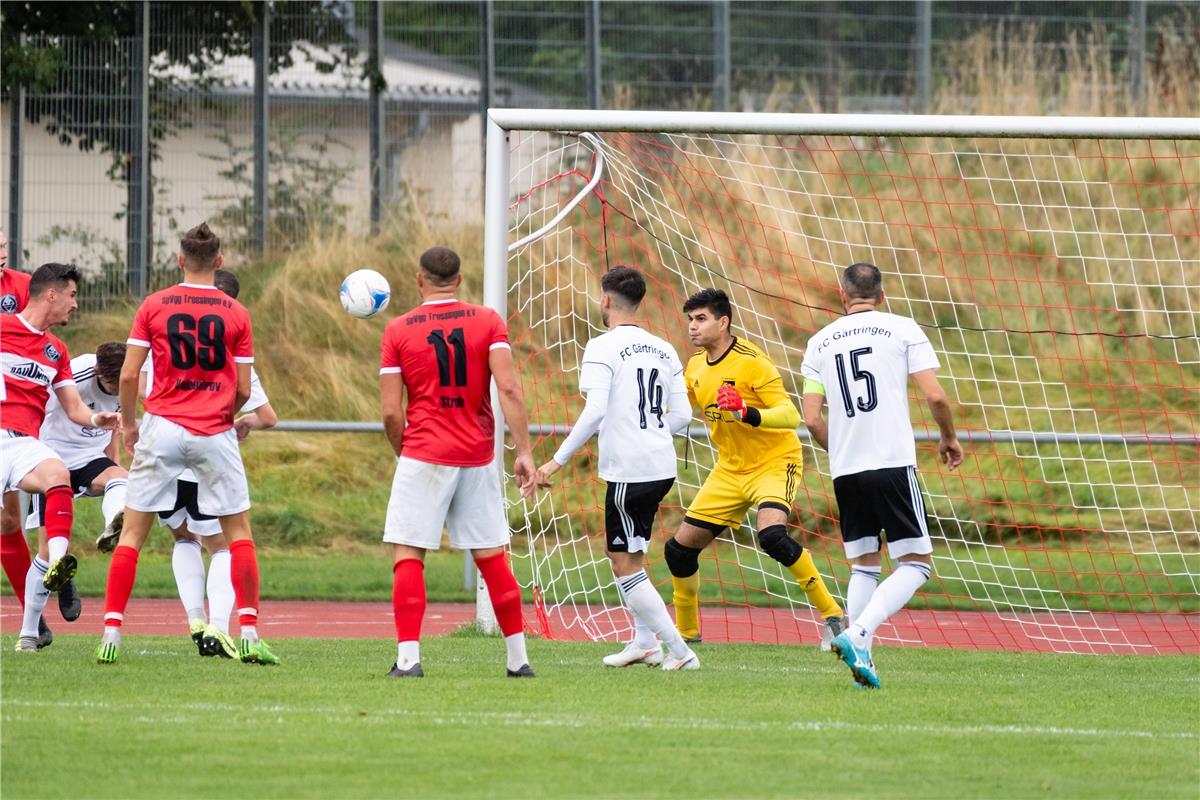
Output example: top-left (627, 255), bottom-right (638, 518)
top-left (601, 307), bottom-right (609, 327)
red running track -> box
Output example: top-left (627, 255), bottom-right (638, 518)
top-left (3, 599), bottom-right (1197, 655)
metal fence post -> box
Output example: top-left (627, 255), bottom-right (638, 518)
top-left (368, 0), bottom-right (384, 236)
top-left (916, 0), bottom-right (932, 113)
top-left (817, 1), bottom-right (838, 113)
top-left (8, 35), bottom-right (25, 273)
top-left (586, 0), bottom-right (602, 109)
top-left (713, 0), bottom-right (730, 112)
top-left (479, 1), bottom-right (495, 216)
top-left (1129, 0), bottom-right (1146, 115)
top-left (253, 1), bottom-right (270, 256)
top-left (127, 1), bottom-right (150, 297)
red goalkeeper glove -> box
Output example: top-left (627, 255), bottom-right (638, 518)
top-left (716, 384), bottom-right (747, 418)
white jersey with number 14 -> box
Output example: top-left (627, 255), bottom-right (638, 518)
top-left (578, 325), bottom-right (687, 483)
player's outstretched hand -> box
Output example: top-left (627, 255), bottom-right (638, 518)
top-left (716, 384), bottom-right (746, 419)
top-left (940, 436), bottom-right (964, 471)
top-left (514, 452), bottom-right (538, 498)
top-left (534, 459), bottom-right (561, 489)
top-left (91, 411), bottom-right (120, 430)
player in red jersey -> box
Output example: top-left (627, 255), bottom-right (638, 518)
top-left (0, 229), bottom-right (40, 639)
top-left (0, 230), bottom-right (31, 315)
top-left (1, 263), bottom-right (119, 652)
top-left (379, 246), bottom-right (538, 678)
top-left (95, 222), bottom-right (277, 666)
top-left (0, 229), bottom-right (37, 636)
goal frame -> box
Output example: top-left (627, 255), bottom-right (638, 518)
top-left (477, 109), bottom-right (1200, 633)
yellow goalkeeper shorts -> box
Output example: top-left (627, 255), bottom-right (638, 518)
top-left (685, 457), bottom-right (802, 530)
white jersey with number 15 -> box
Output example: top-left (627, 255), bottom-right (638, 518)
top-left (800, 310), bottom-right (939, 480)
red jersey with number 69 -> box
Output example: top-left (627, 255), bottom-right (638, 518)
top-left (1, 313), bottom-right (74, 436)
top-left (128, 282), bottom-right (254, 436)
top-left (379, 298), bottom-right (510, 467)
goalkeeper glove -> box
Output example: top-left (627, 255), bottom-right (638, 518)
top-left (716, 384), bottom-right (762, 426)
top-left (716, 384), bottom-right (747, 418)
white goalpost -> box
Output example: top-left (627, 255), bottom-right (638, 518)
top-left (480, 109), bottom-right (1199, 655)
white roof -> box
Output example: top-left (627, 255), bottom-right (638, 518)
top-left (153, 43), bottom-right (480, 101)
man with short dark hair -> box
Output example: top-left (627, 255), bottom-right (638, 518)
top-left (802, 262), bottom-right (963, 688)
top-left (97, 223), bottom-right (278, 666)
top-left (129, 267), bottom-right (278, 659)
top-left (535, 266), bottom-right (697, 669)
top-left (1, 263), bottom-right (120, 652)
top-left (663, 287), bottom-right (846, 649)
top-left (379, 246), bottom-right (538, 678)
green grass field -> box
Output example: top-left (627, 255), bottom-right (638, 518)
top-left (2, 633), bottom-right (1196, 799)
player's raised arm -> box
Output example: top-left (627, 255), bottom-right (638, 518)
top-left (801, 382), bottom-right (829, 452)
top-left (716, 357), bottom-right (801, 430)
top-left (55, 382), bottom-right (117, 431)
top-left (911, 368), bottom-right (963, 470)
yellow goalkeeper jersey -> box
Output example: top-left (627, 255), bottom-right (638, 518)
top-left (685, 337), bottom-right (803, 473)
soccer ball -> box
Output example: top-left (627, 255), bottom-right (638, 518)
top-left (339, 269), bottom-right (391, 319)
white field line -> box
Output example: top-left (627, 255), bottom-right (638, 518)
top-left (2, 698), bottom-right (1194, 741)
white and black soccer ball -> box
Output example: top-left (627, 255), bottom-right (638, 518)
top-left (339, 268), bottom-right (391, 319)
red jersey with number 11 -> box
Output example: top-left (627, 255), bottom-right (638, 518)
top-left (128, 282), bottom-right (254, 436)
top-left (379, 298), bottom-right (510, 467)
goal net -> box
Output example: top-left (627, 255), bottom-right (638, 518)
top-left (486, 111), bottom-right (1199, 656)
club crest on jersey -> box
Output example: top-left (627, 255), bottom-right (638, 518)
top-left (43, 342), bottom-right (62, 362)
top-left (0, 294), bottom-right (18, 314)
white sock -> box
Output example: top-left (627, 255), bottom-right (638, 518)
top-left (397, 640), bottom-right (420, 668)
top-left (616, 578), bottom-right (658, 649)
top-left (850, 561), bottom-right (932, 649)
top-left (846, 565), bottom-right (882, 625)
top-left (618, 570), bottom-right (689, 659)
top-left (504, 632), bottom-right (529, 671)
top-left (47, 536), bottom-right (68, 564)
top-left (206, 548), bottom-right (233, 634)
top-left (101, 480), bottom-right (127, 527)
top-left (171, 539), bottom-right (206, 622)
top-left (241, 625), bottom-right (258, 643)
top-left (20, 558), bottom-right (50, 637)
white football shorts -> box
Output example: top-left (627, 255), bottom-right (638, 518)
top-left (383, 456), bottom-right (509, 551)
top-left (126, 414), bottom-right (250, 517)
top-left (1, 432), bottom-right (62, 493)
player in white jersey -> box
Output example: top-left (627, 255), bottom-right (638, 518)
top-left (112, 269), bottom-right (277, 658)
top-left (26, 343), bottom-right (129, 623)
top-left (800, 262), bottom-right (963, 688)
top-left (535, 266), bottom-right (698, 670)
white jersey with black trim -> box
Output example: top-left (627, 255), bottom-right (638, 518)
top-left (800, 310), bottom-right (940, 479)
top-left (39, 353), bottom-right (119, 469)
top-left (573, 324), bottom-right (687, 483)
top-left (141, 353), bottom-right (269, 482)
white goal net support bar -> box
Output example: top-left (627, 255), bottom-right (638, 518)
top-left (480, 110), bottom-right (1200, 655)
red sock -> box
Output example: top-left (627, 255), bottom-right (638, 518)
top-left (229, 539), bottom-right (260, 628)
top-left (392, 558), bottom-right (426, 642)
top-left (43, 484), bottom-right (74, 542)
top-left (0, 530), bottom-right (31, 608)
top-left (474, 551), bottom-right (524, 637)
top-left (103, 545), bottom-right (140, 628)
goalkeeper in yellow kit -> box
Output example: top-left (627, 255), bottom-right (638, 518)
top-left (664, 288), bottom-right (846, 647)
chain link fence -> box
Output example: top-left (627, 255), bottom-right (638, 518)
top-left (2, 0), bottom-right (1192, 308)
